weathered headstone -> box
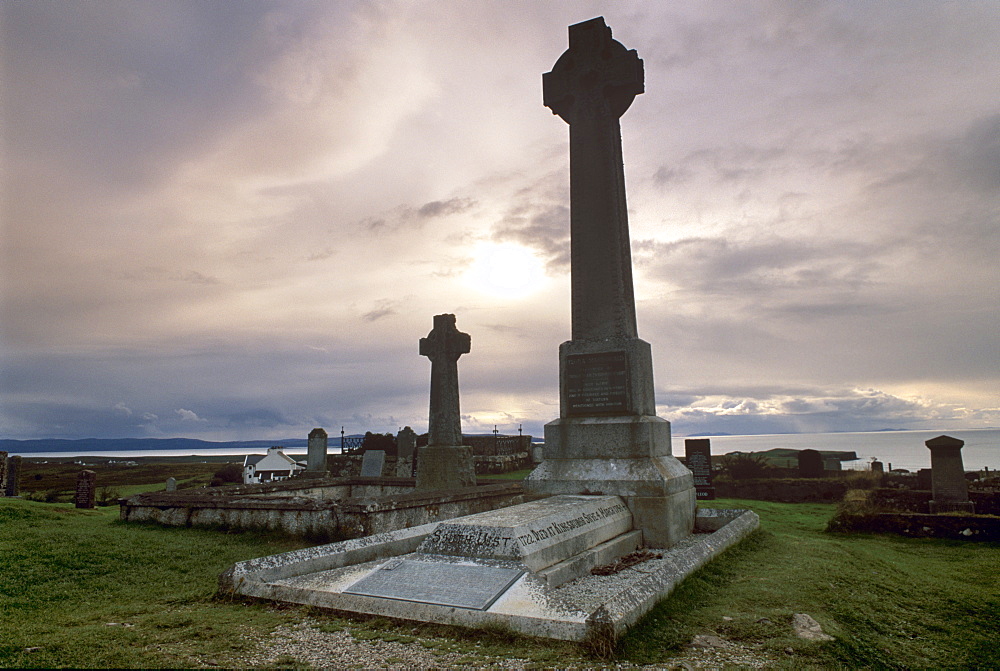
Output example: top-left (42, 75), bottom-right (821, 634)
top-left (307, 427), bottom-right (329, 474)
top-left (685, 439), bottom-right (715, 500)
top-left (395, 426), bottom-right (418, 478)
top-left (916, 468), bottom-right (933, 490)
top-left (75, 470), bottom-right (97, 509)
top-left (4, 455), bottom-right (20, 497)
top-left (871, 460), bottom-right (884, 474)
top-left (798, 449), bottom-right (824, 478)
top-left (165, 476), bottom-right (177, 492)
top-left (360, 450), bottom-right (386, 478)
top-left (525, 17), bottom-right (695, 547)
top-left (926, 435), bottom-right (975, 513)
top-left (415, 314), bottom-right (477, 490)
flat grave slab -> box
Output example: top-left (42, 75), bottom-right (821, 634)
top-left (417, 494), bottom-right (632, 572)
top-left (343, 558), bottom-right (524, 610)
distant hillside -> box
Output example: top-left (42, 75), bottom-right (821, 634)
top-left (0, 437), bottom-right (315, 454)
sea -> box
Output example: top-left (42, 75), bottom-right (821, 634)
top-left (9, 428), bottom-right (1000, 472)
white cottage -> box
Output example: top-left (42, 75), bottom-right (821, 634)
top-left (243, 447), bottom-right (305, 484)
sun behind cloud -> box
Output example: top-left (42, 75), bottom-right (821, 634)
top-left (465, 242), bottom-right (547, 299)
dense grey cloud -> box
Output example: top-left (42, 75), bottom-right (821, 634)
top-left (1, 2), bottom-right (998, 441)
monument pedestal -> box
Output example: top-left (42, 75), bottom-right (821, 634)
top-left (526, 338), bottom-right (696, 548)
top-left (416, 445), bottom-right (476, 491)
top-left (527, 417), bottom-right (694, 547)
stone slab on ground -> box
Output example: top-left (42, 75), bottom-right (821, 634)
top-left (417, 494), bottom-right (632, 572)
top-left (219, 505), bottom-right (759, 643)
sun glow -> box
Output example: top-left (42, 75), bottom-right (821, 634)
top-left (466, 243), bottom-right (546, 299)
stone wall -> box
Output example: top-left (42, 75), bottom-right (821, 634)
top-left (831, 512), bottom-right (1000, 541)
top-left (326, 451), bottom-right (531, 477)
top-left (715, 478), bottom-right (849, 502)
top-left (120, 480), bottom-right (524, 540)
top-left (868, 488), bottom-right (1000, 515)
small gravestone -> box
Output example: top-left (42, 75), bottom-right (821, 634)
top-left (415, 314), bottom-right (476, 490)
top-left (871, 460), bottom-right (884, 474)
top-left (0, 452), bottom-right (7, 496)
top-left (685, 439), bottom-right (715, 500)
top-left (75, 470), bottom-right (97, 509)
top-left (926, 435), bottom-right (974, 513)
top-left (396, 426), bottom-right (417, 478)
top-left (307, 428), bottom-right (328, 474)
top-left (360, 450), bottom-right (386, 478)
top-left (916, 468), bottom-right (933, 490)
top-left (165, 477), bottom-right (177, 492)
top-left (4, 455), bottom-right (20, 497)
top-left (798, 449), bottom-right (824, 478)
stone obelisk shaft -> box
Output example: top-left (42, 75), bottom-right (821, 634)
top-left (527, 17), bottom-right (695, 548)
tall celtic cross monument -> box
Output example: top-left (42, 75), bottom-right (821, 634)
top-left (525, 17), bottom-right (695, 547)
top-left (415, 313), bottom-right (477, 490)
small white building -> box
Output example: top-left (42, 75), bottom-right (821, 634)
top-left (243, 447), bottom-right (305, 484)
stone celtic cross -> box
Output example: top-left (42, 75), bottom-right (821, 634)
top-left (543, 16), bottom-right (644, 341)
top-left (420, 314), bottom-right (471, 446)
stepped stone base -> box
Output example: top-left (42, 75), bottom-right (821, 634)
top-left (526, 415), bottom-right (697, 547)
top-left (415, 445), bottom-right (476, 490)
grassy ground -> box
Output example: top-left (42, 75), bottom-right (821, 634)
top-left (619, 499), bottom-right (999, 668)
top-left (2, 496), bottom-right (997, 668)
top-left (18, 459), bottom-right (226, 503)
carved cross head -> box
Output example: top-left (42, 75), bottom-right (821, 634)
top-left (419, 314), bottom-right (471, 362)
top-left (543, 16), bottom-right (644, 124)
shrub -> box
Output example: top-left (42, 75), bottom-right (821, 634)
top-left (718, 453), bottom-right (772, 480)
top-left (210, 463), bottom-right (243, 487)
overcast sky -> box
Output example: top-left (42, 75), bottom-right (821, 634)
top-left (2, 1), bottom-right (998, 441)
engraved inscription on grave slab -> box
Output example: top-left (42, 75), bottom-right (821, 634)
top-left (343, 559), bottom-right (524, 611)
top-left (565, 351), bottom-right (630, 416)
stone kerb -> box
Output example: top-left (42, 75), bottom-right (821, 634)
top-left (417, 494), bottom-right (631, 573)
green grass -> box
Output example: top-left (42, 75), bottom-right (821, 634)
top-left (2, 496), bottom-right (997, 668)
top-left (619, 498), bottom-right (1000, 668)
top-left (0, 500), bottom-right (310, 668)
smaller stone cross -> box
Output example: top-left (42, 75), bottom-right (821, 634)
top-left (420, 314), bottom-right (471, 446)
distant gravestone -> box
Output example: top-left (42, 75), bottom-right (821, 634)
top-left (165, 477), bottom-right (177, 492)
top-left (396, 426), bottom-right (417, 478)
top-left (0, 452), bottom-right (7, 496)
top-left (4, 456), bottom-right (20, 497)
top-left (926, 435), bottom-right (974, 513)
top-left (307, 427), bottom-right (329, 474)
top-left (360, 450), bottom-right (386, 478)
top-left (75, 470), bottom-right (97, 509)
top-left (871, 460), bottom-right (884, 474)
top-left (916, 468), bottom-right (933, 490)
top-left (415, 314), bottom-right (476, 490)
top-left (798, 449), bottom-right (824, 478)
top-left (685, 439), bottom-right (715, 500)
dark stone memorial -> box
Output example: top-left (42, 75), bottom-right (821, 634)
top-left (524, 16), bottom-right (696, 549)
top-left (75, 469), bottom-right (97, 509)
top-left (416, 314), bottom-right (477, 490)
top-left (798, 449), bottom-right (824, 478)
top-left (360, 450), bottom-right (386, 478)
top-left (685, 439), bottom-right (715, 500)
top-left (306, 427), bottom-right (329, 474)
top-left (4, 455), bottom-right (19, 497)
top-left (926, 435), bottom-right (975, 513)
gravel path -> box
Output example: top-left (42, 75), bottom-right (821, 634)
top-left (234, 618), bottom-right (781, 669)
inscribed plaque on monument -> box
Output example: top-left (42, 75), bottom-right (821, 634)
top-left (565, 352), bottom-right (630, 416)
top-left (343, 560), bottom-right (524, 610)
